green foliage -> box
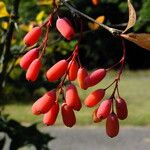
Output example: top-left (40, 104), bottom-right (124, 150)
top-left (135, 0), bottom-right (150, 32)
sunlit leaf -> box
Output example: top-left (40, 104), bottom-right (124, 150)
top-left (1, 21), bottom-right (8, 29)
top-left (88, 16), bottom-right (105, 30)
top-left (37, 0), bottom-right (60, 6)
top-left (123, 0), bottom-right (136, 33)
top-left (0, 1), bottom-right (9, 18)
top-left (19, 22), bottom-right (35, 32)
top-left (121, 33), bottom-right (150, 51)
top-left (36, 11), bottom-right (45, 22)
top-left (15, 57), bottom-right (21, 65)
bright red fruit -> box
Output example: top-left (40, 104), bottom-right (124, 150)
top-left (65, 84), bottom-right (82, 111)
top-left (85, 69), bottom-right (106, 87)
top-left (77, 67), bottom-right (88, 90)
top-left (97, 99), bottom-right (112, 119)
top-left (43, 102), bottom-right (59, 125)
top-left (46, 59), bottom-right (68, 82)
top-left (106, 113), bottom-right (119, 138)
top-left (92, 108), bottom-right (103, 123)
top-left (68, 60), bottom-right (78, 81)
top-left (61, 103), bottom-right (76, 127)
top-left (84, 89), bottom-right (105, 107)
top-left (116, 98), bottom-right (128, 120)
top-left (32, 90), bottom-right (56, 115)
top-left (20, 48), bottom-right (39, 70)
top-left (23, 27), bottom-right (42, 46)
top-left (56, 18), bottom-right (75, 40)
top-left (26, 58), bottom-right (42, 81)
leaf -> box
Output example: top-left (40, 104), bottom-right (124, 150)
top-left (0, 2), bottom-right (9, 18)
top-left (1, 21), bottom-right (8, 29)
top-left (37, 0), bottom-right (59, 6)
top-left (36, 11), bottom-right (45, 22)
top-left (123, 0), bottom-right (136, 33)
top-left (121, 33), bottom-right (150, 51)
top-left (37, 0), bottom-right (53, 5)
top-left (19, 23), bottom-right (35, 32)
top-left (88, 16), bottom-right (105, 30)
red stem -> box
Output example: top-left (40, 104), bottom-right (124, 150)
top-left (108, 39), bottom-right (126, 98)
top-left (38, 21), bottom-right (51, 59)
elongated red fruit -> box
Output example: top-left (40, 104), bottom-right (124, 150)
top-left (26, 58), bottom-right (42, 81)
top-left (116, 98), bottom-right (128, 120)
top-left (106, 113), bottom-right (119, 138)
top-left (68, 60), bottom-right (78, 81)
top-left (43, 102), bottom-right (59, 125)
top-left (85, 69), bottom-right (106, 87)
top-left (92, 108), bottom-right (103, 123)
top-left (61, 103), bottom-right (76, 127)
top-left (20, 48), bottom-right (39, 70)
top-left (77, 67), bottom-right (88, 90)
top-left (46, 59), bottom-right (68, 82)
top-left (32, 90), bottom-right (56, 115)
top-left (65, 84), bottom-right (82, 111)
top-left (56, 18), bottom-right (75, 40)
top-left (84, 89), bottom-right (105, 107)
top-left (97, 99), bottom-right (112, 119)
top-left (23, 27), bottom-right (42, 46)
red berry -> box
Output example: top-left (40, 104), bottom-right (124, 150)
top-left (32, 90), bottom-right (56, 115)
top-left (20, 48), bottom-right (39, 70)
top-left (116, 98), bottom-right (128, 120)
top-left (56, 18), bottom-right (75, 40)
top-left (97, 99), bottom-right (112, 119)
top-left (43, 102), bottom-right (59, 126)
top-left (65, 84), bottom-right (82, 111)
top-left (106, 113), bottom-right (119, 138)
top-left (61, 103), bottom-right (76, 127)
top-left (92, 108), bottom-right (103, 123)
top-left (85, 69), bottom-right (106, 87)
top-left (23, 27), bottom-right (42, 46)
top-left (77, 67), bottom-right (88, 90)
top-left (46, 59), bottom-right (68, 82)
top-left (26, 58), bottom-right (42, 82)
top-left (68, 60), bottom-right (78, 81)
top-left (84, 89), bottom-right (105, 107)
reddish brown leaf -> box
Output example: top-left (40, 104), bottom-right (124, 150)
top-left (121, 33), bottom-right (150, 51)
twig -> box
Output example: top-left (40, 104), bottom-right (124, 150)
top-left (62, 1), bottom-right (123, 35)
top-left (0, 0), bottom-right (20, 90)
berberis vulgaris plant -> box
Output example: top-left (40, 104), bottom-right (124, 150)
top-left (20, 0), bottom-right (150, 138)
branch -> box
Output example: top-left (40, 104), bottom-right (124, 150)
top-left (62, 1), bottom-right (123, 35)
top-left (0, 0), bottom-right (20, 90)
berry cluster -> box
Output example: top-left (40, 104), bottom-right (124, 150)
top-left (20, 2), bottom-right (128, 138)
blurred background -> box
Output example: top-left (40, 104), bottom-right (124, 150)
top-left (0, 0), bottom-right (150, 149)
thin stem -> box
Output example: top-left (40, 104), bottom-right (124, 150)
top-left (56, 44), bottom-right (79, 91)
top-left (52, 0), bottom-right (57, 8)
top-left (39, 21), bottom-right (51, 59)
top-left (109, 38), bottom-right (126, 99)
top-left (106, 57), bottom-right (123, 71)
top-left (116, 86), bottom-right (121, 98)
top-left (116, 39), bottom-right (126, 80)
top-left (111, 98), bottom-right (115, 113)
top-left (104, 80), bottom-right (116, 90)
